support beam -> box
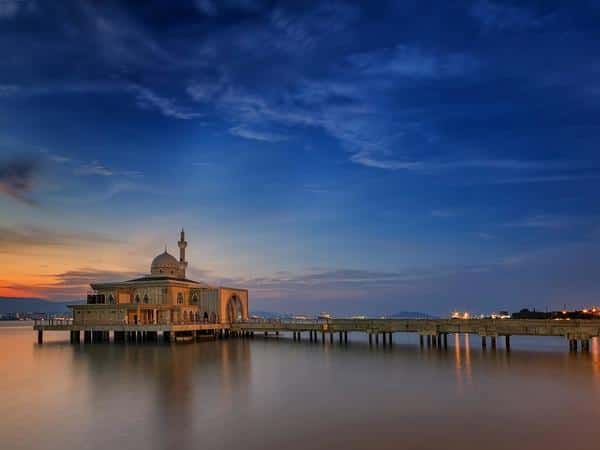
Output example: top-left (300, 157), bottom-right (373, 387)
top-left (491, 336), bottom-right (496, 349)
top-left (369, 333), bottom-right (373, 345)
top-left (482, 336), bottom-right (487, 349)
top-left (419, 335), bottom-right (424, 347)
top-left (375, 333), bottom-right (379, 345)
top-left (505, 335), bottom-right (511, 352)
top-left (344, 331), bottom-right (348, 344)
top-left (37, 329), bottom-right (43, 344)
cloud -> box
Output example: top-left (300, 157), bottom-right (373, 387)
top-left (503, 214), bottom-right (587, 230)
top-left (75, 160), bottom-right (113, 176)
top-left (0, 224), bottom-right (119, 254)
top-left (471, 0), bottom-right (546, 30)
top-left (0, 0), bottom-right (36, 20)
top-left (229, 125), bottom-right (288, 142)
top-left (348, 45), bottom-right (478, 79)
top-left (131, 85), bottom-right (202, 120)
top-left (0, 157), bottom-right (38, 205)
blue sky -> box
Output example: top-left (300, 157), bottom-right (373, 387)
top-left (1, 0), bottom-right (600, 315)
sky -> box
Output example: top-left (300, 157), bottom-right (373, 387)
top-left (1, 0), bottom-right (600, 316)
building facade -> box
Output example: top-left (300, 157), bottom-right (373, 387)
top-left (71, 230), bottom-right (248, 326)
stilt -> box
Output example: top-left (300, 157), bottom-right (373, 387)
top-left (375, 332), bottom-right (379, 345)
top-left (482, 336), bottom-right (487, 349)
top-left (84, 330), bottom-right (92, 343)
top-left (329, 332), bottom-right (333, 344)
top-left (369, 333), bottom-right (373, 345)
top-left (491, 336), bottom-right (496, 349)
top-left (389, 332), bottom-right (393, 345)
top-left (321, 332), bottom-right (325, 343)
top-left (344, 331), bottom-right (348, 344)
top-left (505, 335), bottom-right (511, 352)
top-left (419, 334), bottom-right (424, 347)
top-left (276, 331), bottom-right (279, 337)
top-left (432, 335), bottom-right (437, 348)
top-left (427, 335), bottom-right (431, 347)
top-left (37, 329), bottom-right (43, 344)
top-left (298, 331), bottom-right (302, 341)
top-left (437, 334), bottom-right (442, 348)
top-left (443, 333), bottom-right (448, 349)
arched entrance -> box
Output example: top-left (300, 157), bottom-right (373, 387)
top-left (226, 295), bottom-right (243, 323)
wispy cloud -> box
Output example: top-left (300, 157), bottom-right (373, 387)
top-left (0, 0), bottom-right (36, 20)
top-left (0, 224), bottom-right (119, 254)
top-left (131, 85), bottom-right (202, 120)
top-left (0, 157), bottom-right (38, 205)
top-left (349, 45), bottom-right (478, 79)
top-left (504, 214), bottom-right (586, 230)
top-left (471, 0), bottom-right (547, 30)
top-left (229, 125), bottom-right (288, 142)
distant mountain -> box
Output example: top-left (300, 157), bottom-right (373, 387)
top-left (389, 311), bottom-right (437, 319)
top-left (0, 297), bottom-right (81, 314)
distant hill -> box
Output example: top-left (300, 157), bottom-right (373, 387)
top-left (0, 297), bottom-right (80, 314)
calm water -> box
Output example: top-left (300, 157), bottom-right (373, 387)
top-left (3, 323), bottom-right (600, 450)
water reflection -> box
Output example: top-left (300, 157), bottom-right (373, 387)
top-left (4, 326), bottom-right (600, 450)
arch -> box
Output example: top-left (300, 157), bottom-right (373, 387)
top-left (226, 295), bottom-right (243, 323)
top-left (191, 294), bottom-right (199, 304)
top-left (203, 311), bottom-right (209, 323)
top-left (177, 293), bottom-right (184, 305)
top-left (143, 295), bottom-right (149, 304)
top-left (135, 295), bottom-right (140, 304)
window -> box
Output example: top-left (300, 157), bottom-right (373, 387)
top-left (143, 295), bottom-right (149, 304)
top-left (108, 295), bottom-right (115, 304)
top-left (135, 295), bottom-right (140, 304)
top-left (177, 293), bottom-right (184, 305)
top-left (191, 294), bottom-right (198, 304)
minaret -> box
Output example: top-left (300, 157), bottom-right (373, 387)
top-left (177, 228), bottom-right (188, 277)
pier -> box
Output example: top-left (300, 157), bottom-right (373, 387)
top-left (33, 317), bottom-right (600, 352)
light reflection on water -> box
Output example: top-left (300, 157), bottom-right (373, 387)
top-left (2, 325), bottom-right (600, 450)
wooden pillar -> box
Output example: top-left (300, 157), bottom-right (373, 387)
top-left (344, 331), bottom-right (348, 344)
top-left (84, 330), bottom-right (92, 343)
top-left (389, 332), bottom-right (393, 345)
top-left (37, 329), bottom-right (43, 344)
top-left (432, 335), bottom-right (437, 348)
top-left (481, 336), bottom-right (487, 349)
top-left (276, 331), bottom-right (279, 337)
top-left (338, 331), bottom-right (343, 343)
top-left (426, 335), bottom-right (431, 347)
top-left (443, 333), bottom-right (448, 349)
top-left (505, 335), bottom-right (511, 351)
top-left (369, 333), bottom-right (373, 345)
top-left (419, 335), bottom-right (424, 347)
top-left (329, 332), bottom-right (333, 344)
top-left (437, 334), bottom-right (442, 348)
top-left (321, 332), bottom-right (325, 343)
top-left (491, 336), bottom-right (496, 349)
top-left (375, 332), bottom-right (379, 345)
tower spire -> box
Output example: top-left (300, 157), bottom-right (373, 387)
top-left (177, 228), bottom-right (188, 277)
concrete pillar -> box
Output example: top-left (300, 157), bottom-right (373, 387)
top-left (37, 329), bottom-right (43, 344)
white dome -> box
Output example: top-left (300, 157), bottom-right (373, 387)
top-left (150, 251), bottom-right (180, 276)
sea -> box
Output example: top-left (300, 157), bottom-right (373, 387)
top-left (2, 321), bottom-right (600, 450)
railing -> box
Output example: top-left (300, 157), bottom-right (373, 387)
top-left (34, 318), bottom-right (73, 327)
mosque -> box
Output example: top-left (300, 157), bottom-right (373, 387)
top-left (70, 230), bottom-right (248, 327)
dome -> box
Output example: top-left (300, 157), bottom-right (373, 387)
top-left (150, 251), bottom-right (181, 276)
